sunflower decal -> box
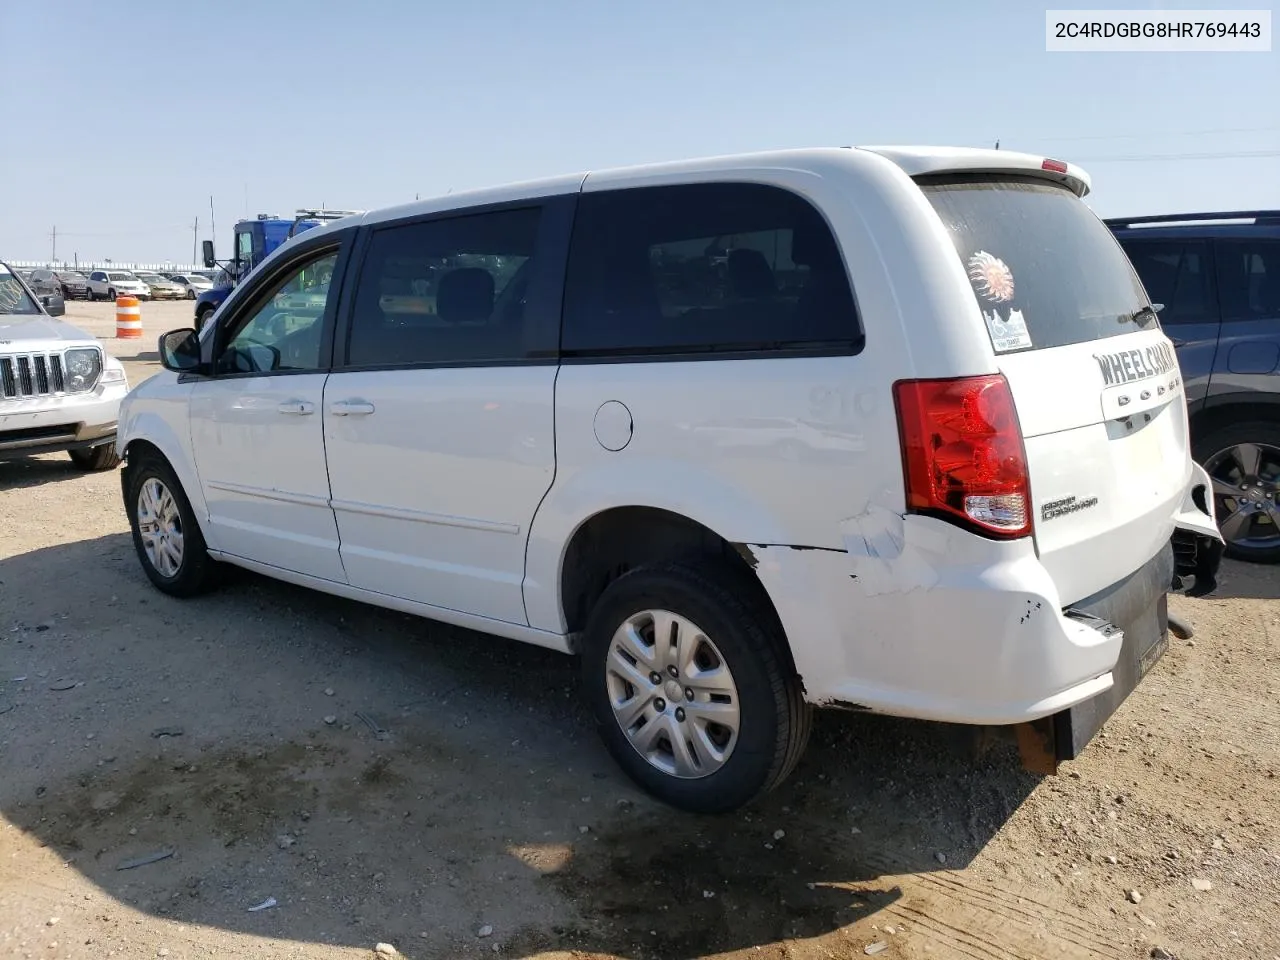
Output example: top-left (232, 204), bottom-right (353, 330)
top-left (967, 250), bottom-right (1015, 303)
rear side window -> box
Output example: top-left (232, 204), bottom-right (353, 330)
top-left (562, 182), bottom-right (861, 357)
top-left (919, 176), bottom-right (1150, 353)
top-left (345, 207), bottom-right (541, 367)
top-left (1215, 239), bottom-right (1280, 321)
top-left (1117, 240), bottom-right (1215, 325)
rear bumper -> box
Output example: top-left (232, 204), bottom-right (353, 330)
top-left (1045, 540), bottom-right (1173, 762)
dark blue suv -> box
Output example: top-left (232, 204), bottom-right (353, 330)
top-left (1109, 211), bottom-right (1280, 564)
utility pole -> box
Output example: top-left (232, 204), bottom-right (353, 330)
top-left (50, 225), bottom-right (56, 264)
top-left (193, 216), bottom-right (199, 265)
top-left (994, 139), bottom-right (1001, 150)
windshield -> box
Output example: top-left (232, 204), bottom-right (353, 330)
top-left (61, 272), bottom-right (87, 281)
top-left (108, 272), bottom-right (135, 281)
top-left (0, 266), bottom-right (40, 315)
top-left (138, 275), bottom-right (163, 283)
top-left (918, 175), bottom-right (1151, 354)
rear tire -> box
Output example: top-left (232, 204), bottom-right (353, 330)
top-left (124, 450), bottom-right (222, 597)
top-left (69, 443), bottom-right (121, 471)
top-left (1194, 420), bottom-right (1280, 564)
top-left (581, 561), bottom-right (810, 814)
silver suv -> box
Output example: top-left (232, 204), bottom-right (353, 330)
top-left (1, 261), bottom-right (128, 469)
top-left (86, 269), bottom-right (150, 302)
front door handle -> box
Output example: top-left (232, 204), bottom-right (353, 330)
top-left (277, 399), bottom-right (315, 416)
top-left (329, 399), bottom-right (376, 417)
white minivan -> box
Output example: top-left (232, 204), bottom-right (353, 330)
top-left (117, 146), bottom-right (1220, 812)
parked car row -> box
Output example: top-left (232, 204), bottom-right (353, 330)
top-left (15, 267), bottom-right (216, 301)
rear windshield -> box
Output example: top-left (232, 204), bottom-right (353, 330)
top-left (918, 175), bottom-right (1151, 354)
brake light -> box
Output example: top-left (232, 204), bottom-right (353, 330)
top-left (1041, 158), bottom-right (1069, 174)
top-left (893, 375), bottom-right (1032, 539)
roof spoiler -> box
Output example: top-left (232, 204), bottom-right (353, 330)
top-left (857, 146), bottom-right (1092, 198)
top-left (1105, 210), bottom-right (1280, 228)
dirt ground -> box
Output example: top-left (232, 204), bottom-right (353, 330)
top-left (2, 300), bottom-right (1277, 960)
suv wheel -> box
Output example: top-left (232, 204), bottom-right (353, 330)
top-left (124, 451), bottom-right (221, 596)
top-left (1196, 421), bottom-right (1280, 564)
top-left (107, 288), bottom-right (116, 301)
top-left (69, 443), bottom-right (121, 471)
top-left (581, 561), bottom-right (810, 813)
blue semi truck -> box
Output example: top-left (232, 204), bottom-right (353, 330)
top-left (195, 208), bottom-right (361, 330)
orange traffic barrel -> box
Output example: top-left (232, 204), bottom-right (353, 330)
top-left (115, 295), bottom-right (142, 339)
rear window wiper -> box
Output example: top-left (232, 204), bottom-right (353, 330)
top-left (1120, 304), bottom-right (1161, 328)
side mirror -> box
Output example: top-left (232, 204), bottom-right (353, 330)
top-left (202, 240), bottom-right (216, 268)
top-left (43, 297), bottom-right (66, 317)
top-left (159, 327), bottom-right (204, 373)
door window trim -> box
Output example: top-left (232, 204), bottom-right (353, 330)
top-left (1118, 237), bottom-right (1220, 326)
top-left (331, 193), bottom-right (577, 372)
top-left (1213, 236), bottom-right (1280, 323)
top-left (198, 231), bottom-right (355, 380)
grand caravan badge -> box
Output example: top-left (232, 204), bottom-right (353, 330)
top-left (1094, 342), bottom-right (1177, 386)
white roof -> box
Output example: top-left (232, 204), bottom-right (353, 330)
top-left (315, 145), bottom-right (1092, 238)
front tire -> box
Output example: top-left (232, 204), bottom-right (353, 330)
top-left (107, 288), bottom-right (117, 301)
top-left (1196, 421), bottom-right (1280, 564)
top-left (124, 451), bottom-right (221, 596)
top-left (69, 443), bottom-right (121, 471)
top-left (581, 561), bottom-right (810, 814)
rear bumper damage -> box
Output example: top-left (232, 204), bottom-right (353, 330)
top-left (1015, 540), bottom-right (1173, 772)
top-left (747, 462), bottom-right (1222, 774)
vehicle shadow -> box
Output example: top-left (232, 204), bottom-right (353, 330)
top-left (0, 455), bottom-right (109, 490)
top-left (1190, 557), bottom-right (1279, 601)
top-left (0, 534), bottom-right (1040, 959)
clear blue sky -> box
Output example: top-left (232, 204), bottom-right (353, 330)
top-left (2, 0), bottom-right (1276, 264)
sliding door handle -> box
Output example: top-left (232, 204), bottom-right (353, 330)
top-left (329, 399), bottom-right (376, 417)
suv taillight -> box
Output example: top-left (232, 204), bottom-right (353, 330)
top-left (893, 374), bottom-right (1032, 539)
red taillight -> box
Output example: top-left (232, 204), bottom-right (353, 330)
top-left (1041, 158), bottom-right (1069, 174)
top-left (893, 374), bottom-right (1032, 539)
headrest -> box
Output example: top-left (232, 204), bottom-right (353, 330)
top-left (437, 267), bottom-right (494, 324)
top-left (727, 249), bottom-right (776, 298)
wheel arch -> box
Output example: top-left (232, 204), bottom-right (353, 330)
top-left (548, 503), bottom-right (800, 682)
top-left (120, 420), bottom-right (212, 546)
top-left (1191, 395), bottom-right (1280, 454)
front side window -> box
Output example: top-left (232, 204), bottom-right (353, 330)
top-left (0, 266), bottom-right (39, 315)
top-left (215, 250), bottom-right (339, 375)
top-left (235, 230), bottom-right (256, 274)
top-left (562, 182), bottom-right (861, 356)
top-left (1118, 240), bottom-right (1214, 325)
top-left (345, 207), bottom-right (541, 367)
top-left (1216, 240), bottom-right (1280, 321)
